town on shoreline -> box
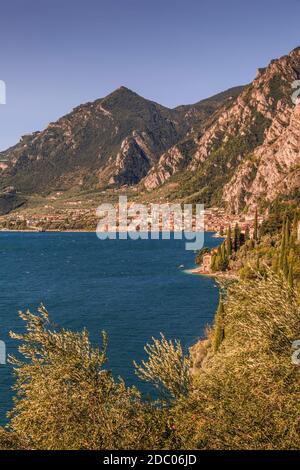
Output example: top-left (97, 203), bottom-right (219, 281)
top-left (0, 202), bottom-right (263, 236)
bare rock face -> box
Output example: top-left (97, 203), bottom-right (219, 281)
top-left (1, 48), bottom-right (300, 214)
top-left (142, 88), bottom-right (244, 191)
top-left (223, 48), bottom-right (300, 212)
top-left (0, 87), bottom-right (186, 194)
top-left (143, 47), bottom-right (300, 212)
top-left (108, 132), bottom-right (154, 185)
top-left (143, 140), bottom-right (195, 189)
top-left (0, 86), bottom-right (237, 200)
top-left (224, 102), bottom-right (300, 211)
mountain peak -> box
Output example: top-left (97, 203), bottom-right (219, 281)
top-left (3, 46), bottom-right (300, 216)
top-left (101, 85), bottom-right (141, 104)
top-left (117, 85), bottom-right (133, 92)
top-left (109, 85), bottom-right (137, 97)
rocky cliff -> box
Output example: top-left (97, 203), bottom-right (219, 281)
top-left (1, 47), bottom-right (300, 216)
top-left (0, 86), bottom-right (239, 199)
top-left (143, 47), bottom-right (300, 212)
top-left (223, 49), bottom-right (300, 212)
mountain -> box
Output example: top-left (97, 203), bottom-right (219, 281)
top-left (0, 86), bottom-right (241, 211)
top-left (1, 46), bottom-right (300, 217)
top-left (223, 49), bottom-right (300, 212)
top-left (142, 47), bottom-right (300, 212)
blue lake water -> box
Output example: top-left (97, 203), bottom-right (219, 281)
top-left (0, 232), bottom-right (221, 424)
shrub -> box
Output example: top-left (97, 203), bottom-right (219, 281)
top-left (172, 270), bottom-right (300, 449)
top-left (134, 334), bottom-right (191, 400)
top-left (7, 306), bottom-right (168, 450)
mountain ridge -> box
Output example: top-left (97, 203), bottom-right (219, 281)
top-left (1, 46), bottom-right (300, 216)
top-left (142, 47), bottom-right (300, 212)
top-left (0, 84), bottom-right (243, 214)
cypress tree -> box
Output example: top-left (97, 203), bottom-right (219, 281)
top-left (213, 293), bottom-right (225, 352)
top-left (279, 219), bottom-right (287, 273)
top-left (285, 217), bottom-right (290, 248)
top-left (221, 243), bottom-right (225, 262)
top-left (292, 212), bottom-right (298, 244)
top-left (288, 262), bottom-right (294, 289)
top-left (272, 254), bottom-right (279, 273)
top-left (215, 245), bottom-right (222, 271)
top-left (239, 231), bottom-right (245, 247)
top-left (279, 216), bottom-right (292, 279)
top-left (233, 224), bottom-right (237, 251)
top-left (233, 223), bottom-right (242, 252)
top-left (221, 243), bottom-right (228, 271)
top-left (211, 254), bottom-right (216, 272)
top-left (283, 251), bottom-right (289, 279)
top-left (245, 225), bottom-right (250, 242)
top-left (226, 226), bottom-right (232, 256)
top-left (253, 208), bottom-right (258, 241)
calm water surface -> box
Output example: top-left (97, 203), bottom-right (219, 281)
top-left (0, 232), bottom-right (222, 423)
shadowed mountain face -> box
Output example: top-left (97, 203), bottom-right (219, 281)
top-left (0, 86), bottom-right (242, 200)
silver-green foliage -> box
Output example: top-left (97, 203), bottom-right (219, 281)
top-left (134, 333), bottom-right (191, 400)
top-left (6, 306), bottom-right (167, 450)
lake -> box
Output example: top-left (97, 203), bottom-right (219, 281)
top-left (0, 232), bottom-right (221, 424)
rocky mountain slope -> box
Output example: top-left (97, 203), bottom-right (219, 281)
top-left (0, 86), bottom-right (240, 205)
top-left (143, 47), bottom-right (300, 212)
top-left (1, 46), bottom-right (300, 217)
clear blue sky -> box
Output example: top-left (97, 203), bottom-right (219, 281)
top-left (0, 0), bottom-right (300, 150)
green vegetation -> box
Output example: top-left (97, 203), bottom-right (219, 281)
top-left (1, 268), bottom-right (300, 450)
top-left (2, 307), bottom-right (170, 450)
top-left (210, 222), bottom-right (246, 273)
top-left (176, 270), bottom-right (300, 449)
top-left (195, 201), bottom-right (300, 289)
top-left (268, 74), bottom-right (288, 103)
top-left (163, 109), bottom-right (271, 209)
top-left (212, 293), bottom-right (225, 352)
top-left (253, 207), bottom-right (258, 241)
top-left (235, 204), bottom-right (300, 286)
top-left (134, 334), bottom-right (191, 400)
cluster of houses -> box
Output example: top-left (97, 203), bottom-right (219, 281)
top-left (204, 207), bottom-right (264, 234)
top-left (196, 209), bottom-right (266, 274)
top-left (0, 203), bottom-right (267, 234)
top-left (0, 208), bottom-right (95, 231)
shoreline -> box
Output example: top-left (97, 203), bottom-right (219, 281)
top-left (0, 229), bottom-right (95, 233)
top-left (186, 267), bottom-right (238, 280)
top-left (0, 229), bottom-right (220, 234)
